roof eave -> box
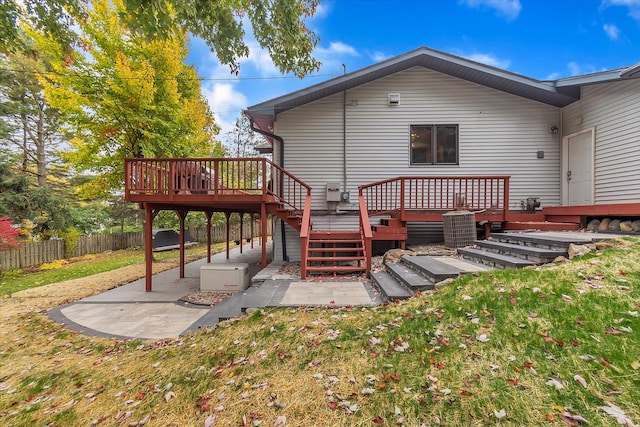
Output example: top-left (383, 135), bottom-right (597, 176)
top-left (245, 46), bottom-right (582, 120)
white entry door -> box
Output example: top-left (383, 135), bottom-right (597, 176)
top-left (565, 129), bottom-right (594, 205)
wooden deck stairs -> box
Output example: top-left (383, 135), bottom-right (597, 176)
top-left (266, 200), bottom-right (369, 278)
top-left (305, 230), bottom-right (367, 277)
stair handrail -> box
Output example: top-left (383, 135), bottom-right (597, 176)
top-left (358, 194), bottom-right (373, 277)
top-left (267, 161), bottom-right (312, 213)
top-left (359, 175), bottom-right (511, 220)
top-left (299, 194), bottom-right (312, 279)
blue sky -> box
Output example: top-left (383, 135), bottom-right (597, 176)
top-left (186, 0), bottom-right (640, 141)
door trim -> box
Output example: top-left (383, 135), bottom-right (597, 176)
top-left (562, 127), bottom-right (595, 206)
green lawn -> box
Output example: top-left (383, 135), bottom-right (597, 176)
top-left (0, 238), bottom-right (638, 426)
top-left (0, 243), bottom-right (216, 296)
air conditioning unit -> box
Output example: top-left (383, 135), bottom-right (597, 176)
top-left (443, 210), bottom-right (476, 249)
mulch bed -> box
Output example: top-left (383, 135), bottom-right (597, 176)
top-left (179, 291), bottom-right (234, 307)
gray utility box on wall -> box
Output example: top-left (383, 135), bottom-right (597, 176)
top-left (326, 182), bottom-right (341, 202)
top-left (200, 262), bottom-right (249, 292)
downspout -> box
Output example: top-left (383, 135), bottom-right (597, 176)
top-left (342, 64), bottom-right (347, 193)
top-left (249, 117), bottom-right (288, 261)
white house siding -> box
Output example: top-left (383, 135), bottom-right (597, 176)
top-left (272, 67), bottom-right (562, 260)
top-left (562, 79), bottom-right (640, 204)
top-left (276, 67), bottom-right (562, 212)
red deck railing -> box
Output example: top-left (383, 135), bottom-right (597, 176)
top-left (359, 176), bottom-right (510, 219)
top-left (358, 194), bottom-right (373, 275)
top-left (125, 157), bottom-right (311, 212)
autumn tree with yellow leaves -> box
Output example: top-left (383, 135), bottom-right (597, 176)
top-left (29, 0), bottom-right (220, 197)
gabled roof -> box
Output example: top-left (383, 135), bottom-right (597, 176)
top-left (245, 46), bottom-right (638, 132)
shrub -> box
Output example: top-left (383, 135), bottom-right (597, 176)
top-left (59, 227), bottom-right (81, 258)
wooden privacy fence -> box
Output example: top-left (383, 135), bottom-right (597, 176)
top-left (0, 223), bottom-right (267, 270)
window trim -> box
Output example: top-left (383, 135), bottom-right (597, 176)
top-left (409, 124), bottom-right (459, 166)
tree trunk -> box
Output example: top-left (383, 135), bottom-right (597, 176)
top-left (36, 106), bottom-right (47, 188)
top-left (20, 112), bottom-right (28, 174)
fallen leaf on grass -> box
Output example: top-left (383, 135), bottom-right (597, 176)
top-left (204, 414), bottom-right (217, 427)
top-left (546, 377), bottom-right (564, 390)
top-left (573, 375), bottom-right (588, 388)
top-left (494, 409), bottom-right (506, 420)
top-left (560, 412), bottom-right (589, 425)
top-left (600, 402), bottom-right (637, 425)
top-left (273, 415), bottom-right (287, 426)
top-left (196, 396), bottom-right (211, 413)
top-left (476, 334), bottom-right (490, 343)
top-left (164, 391), bottom-right (176, 402)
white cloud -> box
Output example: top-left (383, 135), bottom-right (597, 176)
top-left (369, 51), bottom-right (391, 62)
top-left (568, 61), bottom-right (582, 76)
top-left (312, 1), bottom-right (332, 20)
top-left (462, 52), bottom-right (512, 69)
top-left (317, 42), bottom-right (360, 57)
top-left (603, 23), bottom-right (621, 39)
top-left (460, 0), bottom-right (522, 20)
top-left (545, 71), bottom-right (562, 80)
top-left (240, 40), bottom-right (281, 76)
top-left (603, 0), bottom-right (640, 20)
top-left (566, 62), bottom-right (603, 76)
top-left (313, 41), bottom-right (361, 74)
top-left (201, 83), bottom-right (249, 140)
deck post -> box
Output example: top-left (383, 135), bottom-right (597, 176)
top-left (144, 206), bottom-right (153, 292)
top-left (261, 203), bottom-right (267, 268)
top-left (250, 214), bottom-right (255, 249)
top-left (225, 211), bottom-right (231, 259)
top-left (239, 213), bottom-right (244, 254)
top-left (176, 210), bottom-right (187, 278)
top-left (205, 211), bottom-right (213, 263)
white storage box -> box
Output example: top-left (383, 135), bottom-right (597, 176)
top-left (200, 262), bottom-right (249, 292)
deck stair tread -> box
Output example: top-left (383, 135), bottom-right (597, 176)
top-left (306, 265), bottom-right (366, 273)
top-left (457, 247), bottom-right (536, 269)
top-left (476, 239), bottom-right (566, 260)
top-left (309, 239), bottom-right (362, 244)
top-left (308, 247), bottom-right (363, 253)
top-left (307, 256), bottom-right (365, 262)
top-left (310, 231), bottom-right (360, 237)
top-left (385, 262), bottom-right (435, 291)
top-left (371, 271), bottom-right (413, 300)
top-left (401, 255), bottom-right (471, 282)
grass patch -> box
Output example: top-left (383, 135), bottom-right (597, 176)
top-left (0, 239), bottom-right (638, 426)
top-left (0, 243), bottom-right (219, 296)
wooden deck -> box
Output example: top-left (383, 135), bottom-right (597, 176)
top-left (124, 157), bottom-right (640, 286)
top-left (125, 157), bottom-right (310, 290)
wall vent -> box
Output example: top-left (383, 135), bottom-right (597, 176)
top-left (387, 93), bottom-right (400, 106)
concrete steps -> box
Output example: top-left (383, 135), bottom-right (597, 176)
top-left (184, 283), bottom-right (284, 333)
top-left (371, 255), bottom-right (487, 301)
top-left (371, 231), bottom-right (611, 301)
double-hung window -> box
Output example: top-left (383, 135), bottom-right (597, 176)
top-left (410, 125), bottom-right (458, 165)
